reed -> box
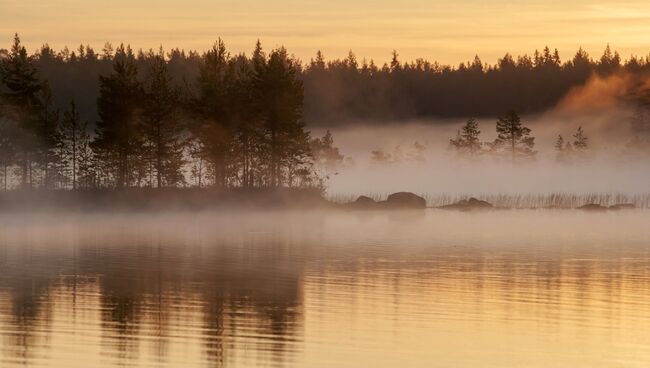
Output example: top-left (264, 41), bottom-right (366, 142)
top-left (329, 192), bottom-right (650, 209)
top-left (425, 192), bottom-right (650, 209)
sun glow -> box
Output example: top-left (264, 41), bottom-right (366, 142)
top-left (3, 0), bottom-right (650, 64)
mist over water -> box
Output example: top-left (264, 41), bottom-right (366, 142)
top-left (3, 36), bottom-right (650, 368)
top-left (318, 76), bottom-right (650, 198)
top-left (1, 210), bottom-right (650, 368)
top-left (323, 122), bottom-right (650, 196)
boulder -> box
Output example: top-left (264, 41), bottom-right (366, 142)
top-left (351, 195), bottom-right (379, 209)
top-left (577, 203), bottom-right (608, 211)
top-left (382, 192), bottom-right (426, 209)
top-left (440, 197), bottom-right (493, 210)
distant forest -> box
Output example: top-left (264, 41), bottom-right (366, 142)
top-left (2, 37), bottom-right (649, 126)
top-left (1, 33), bottom-right (649, 191)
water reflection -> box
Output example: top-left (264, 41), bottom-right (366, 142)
top-left (1, 210), bottom-right (650, 367)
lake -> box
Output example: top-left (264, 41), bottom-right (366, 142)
top-left (1, 210), bottom-right (650, 367)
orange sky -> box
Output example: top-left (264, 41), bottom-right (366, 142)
top-left (2, 0), bottom-right (650, 65)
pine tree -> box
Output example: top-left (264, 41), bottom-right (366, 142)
top-left (311, 50), bottom-right (326, 70)
top-left (598, 44), bottom-right (621, 74)
top-left (493, 110), bottom-right (535, 163)
top-left (228, 51), bottom-right (261, 188)
top-left (142, 50), bottom-right (185, 188)
top-left (0, 34), bottom-right (49, 188)
top-left (554, 134), bottom-right (565, 152)
top-left (311, 130), bottom-right (343, 171)
top-left (101, 42), bottom-right (114, 60)
top-left (92, 45), bottom-right (143, 188)
top-left (449, 118), bottom-right (482, 157)
top-left (573, 126), bottom-right (588, 151)
top-left (257, 48), bottom-right (312, 187)
top-left (390, 50), bottom-right (400, 72)
top-left (554, 134), bottom-right (568, 162)
top-left (194, 39), bottom-right (232, 187)
top-left (244, 40), bottom-right (267, 187)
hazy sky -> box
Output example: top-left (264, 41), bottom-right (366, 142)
top-left (2, 0), bottom-right (650, 65)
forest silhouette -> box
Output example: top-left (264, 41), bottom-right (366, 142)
top-left (0, 33), bottom-right (649, 192)
top-left (0, 35), bottom-right (326, 190)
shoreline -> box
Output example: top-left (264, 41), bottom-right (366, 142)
top-left (0, 188), bottom-right (645, 212)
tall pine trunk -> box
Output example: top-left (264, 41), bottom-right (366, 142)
top-left (270, 130), bottom-right (277, 187)
top-left (156, 125), bottom-right (162, 189)
top-left (118, 150), bottom-right (127, 189)
top-left (511, 122), bottom-right (516, 165)
top-left (72, 123), bottom-right (77, 190)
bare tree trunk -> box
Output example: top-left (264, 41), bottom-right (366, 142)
top-left (72, 143), bottom-right (77, 189)
top-left (156, 125), bottom-right (162, 189)
top-left (44, 162), bottom-right (49, 189)
top-left (242, 137), bottom-right (248, 188)
top-left (72, 123), bottom-right (77, 190)
top-left (21, 159), bottom-right (28, 189)
top-left (118, 150), bottom-right (127, 189)
top-left (28, 160), bottom-right (33, 189)
top-left (270, 130), bottom-right (277, 187)
top-left (511, 122), bottom-right (516, 165)
top-left (198, 158), bottom-right (202, 188)
top-left (149, 158), bottom-right (153, 188)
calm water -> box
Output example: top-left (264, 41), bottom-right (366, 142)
top-left (1, 210), bottom-right (650, 367)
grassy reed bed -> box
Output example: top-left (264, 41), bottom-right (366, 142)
top-left (327, 192), bottom-right (650, 209)
top-left (427, 193), bottom-right (650, 209)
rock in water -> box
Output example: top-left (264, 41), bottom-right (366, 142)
top-left (440, 197), bottom-right (493, 210)
top-left (577, 203), bottom-right (608, 211)
top-left (383, 192), bottom-right (427, 209)
top-left (351, 195), bottom-right (379, 209)
top-left (465, 197), bottom-right (493, 208)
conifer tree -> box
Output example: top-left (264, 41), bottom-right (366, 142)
top-left (554, 134), bottom-right (564, 152)
top-left (572, 126), bottom-right (588, 151)
top-left (390, 50), bottom-right (400, 72)
top-left (0, 34), bottom-right (47, 188)
top-left (244, 40), bottom-right (267, 187)
top-left (257, 48), bottom-right (312, 187)
top-left (194, 38), bottom-right (232, 187)
top-left (142, 50), bottom-right (185, 188)
top-left (493, 110), bottom-right (535, 163)
top-left (311, 50), bottom-right (326, 70)
top-left (554, 134), bottom-right (569, 162)
top-left (450, 118), bottom-right (482, 157)
top-left (311, 130), bottom-right (343, 170)
top-left (228, 51), bottom-right (260, 188)
top-left (92, 45), bottom-right (143, 188)
top-left (310, 130), bottom-right (344, 182)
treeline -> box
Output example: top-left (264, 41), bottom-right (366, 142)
top-left (449, 112), bottom-right (592, 163)
top-left (305, 46), bottom-right (637, 123)
top-left (449, 112), bottom-right (537, 163)
top-left (2, 38), bottom-right (649, 126)
top-left (448, 109), bottom-right (650, 162)
top-left (0, 35), bottom-right (344, 191)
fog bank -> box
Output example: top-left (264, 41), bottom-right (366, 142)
top-left (317, 73), bottom-right (650, 196)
